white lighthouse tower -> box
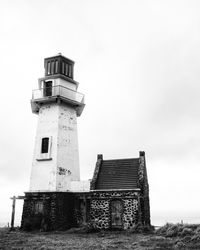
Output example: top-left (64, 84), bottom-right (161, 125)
top-left (29, 54), bottom-right (85, 192)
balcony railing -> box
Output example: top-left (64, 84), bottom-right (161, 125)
top-left (32, 85), bottom-right (84, 105)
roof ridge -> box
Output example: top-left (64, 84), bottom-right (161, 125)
top-left (102, 158), bottom-right (139, 162)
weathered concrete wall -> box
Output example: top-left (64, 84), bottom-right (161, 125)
top-left (30, 103), bottom-right (58, 191)
top-left (70, 180), bottom-right (90, 192)
top-left (57, 104), bottom-right (80, 190)
top-left (30, 102), bottom-right (80, 192)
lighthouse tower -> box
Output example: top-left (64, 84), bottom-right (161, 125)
top-left (30, 54), bottom-right (85, 191)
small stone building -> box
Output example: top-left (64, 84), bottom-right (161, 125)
top-left (89, 151), bottom-right (150, 230)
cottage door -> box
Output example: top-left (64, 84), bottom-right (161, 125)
top-left (110, 200), bottom-right (123, 229)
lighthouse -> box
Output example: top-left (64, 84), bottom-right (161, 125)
top-left (21, 54), bottom-right (90, 231)
top-left (30, 53), bottom-right (85, 191)
top-left (21, 54), bottom-right (150, 231)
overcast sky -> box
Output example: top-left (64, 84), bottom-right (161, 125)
top-left (0, 0), bottom-right (200, 226)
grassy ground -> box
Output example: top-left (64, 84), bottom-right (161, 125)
top-left (0, 224), bottom-right (200, 250)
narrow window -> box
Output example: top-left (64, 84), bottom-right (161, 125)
top-left (55, 60), bottom-right (58, 73)
top-left (62, 62), bottom-right (65, 74)
top-left (51, 61), bottom-right (55, 74)
top-left (41, 137), bottom-right (49, 153)
top-left (65, 64), bottom-right (68, 76)
top-left (68, 65), bottom-right (72, 77)
top-left (47, 62), bottom-right (51, 75)
top-left (34, 201), bottom-right (44, 214)
top-left (44, 81), bottom-right (52, 97)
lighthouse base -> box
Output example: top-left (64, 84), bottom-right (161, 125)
top-left (21, 189), bottom-right (144, 231)
top-left (21, 191), bottom-right (90, 231)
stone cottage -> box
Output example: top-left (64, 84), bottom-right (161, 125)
top-left (89, 152), bottom-right (150, 230)
top-left (21, 54), bottom-right (151, 231)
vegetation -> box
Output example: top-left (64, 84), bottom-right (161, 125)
top-left (0, 223), bottom-right (200, 250)
top-left (156, 223), bottom-right (200, 249)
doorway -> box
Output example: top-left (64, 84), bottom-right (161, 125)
top-left (43, 81), bottom-right (52, 97)
top-left (110, 200), bottom-right (123, 229)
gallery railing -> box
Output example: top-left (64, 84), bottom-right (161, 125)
top-left (32, 85), bottom-right (84, 105)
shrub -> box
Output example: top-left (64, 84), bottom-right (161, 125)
top-left (156, 223), bottom-right (200, 241)
top-left (156, 223), bottom-right (179, 237)
top-left (128, 223), bottom-right (154, 233)
top-left (191, 234), bottom-right (200, 242)
top-left (180, 227), bottom-right (194, 237)
top-left (195, 226), bottom-right (200, 233)
top-left (165, 227), bottom-right (178, 237)
top-left (182, 235), bottom-right (192, 242)
top-left (174, 241), bottom-right (185, 249)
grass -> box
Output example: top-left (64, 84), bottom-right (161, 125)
top-left (0, 224), bottom-right (200, 250)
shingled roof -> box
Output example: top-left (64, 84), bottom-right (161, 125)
top-left (92, 157), bottom-right (140, 190)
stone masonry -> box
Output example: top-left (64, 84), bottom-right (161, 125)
top-left (89, 190), bottom-right (140, 230)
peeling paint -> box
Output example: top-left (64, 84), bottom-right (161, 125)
top-left (58, 167), bottom-right (71, 176)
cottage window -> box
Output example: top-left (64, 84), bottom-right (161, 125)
top-left (41, 137), bottom-right (49, 153)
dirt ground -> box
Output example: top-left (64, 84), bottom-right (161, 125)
top-left (0, 228), bottom-right (199, 250)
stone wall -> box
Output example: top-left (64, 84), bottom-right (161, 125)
top-left (90, 154), bottom-right (103, 190)
top-left (89, 190), bottom-right (140, 230)
top-left (21, 190), bottom-right (142, 231)
top-left (138, 151), bottom-right (151, 226)
top-left (21, 192), bottom-right (84, 231)
top-left (123, 199), bottom-right (138, 229)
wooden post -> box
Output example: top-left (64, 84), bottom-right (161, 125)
top-left (10, 196), bottom-right (16, 230)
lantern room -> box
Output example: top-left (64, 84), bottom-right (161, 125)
top-left (44, 53), bottom-right (74, 79)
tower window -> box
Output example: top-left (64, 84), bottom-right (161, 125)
top-left (37, 136), bottom-right (52, 161)
top-left (68, 65), bottom-right (72, 77)
top-left (55, 60), bottom-right (58, 73)
top-left (51, 61), bottom-right (55, 74)
top-left (47, 62), bottom-right (51, 75)
top-left (44, 81), bottom-right (52, 97)
top-left (65, 64), bottom-right (68, 75)
top-left (62, 62), bottom-right (65, 75)
top-left (41, 137), bottom-right (49, 153)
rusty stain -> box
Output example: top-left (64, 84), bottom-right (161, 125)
top-left (58, 167), bottom-right (71, 175)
